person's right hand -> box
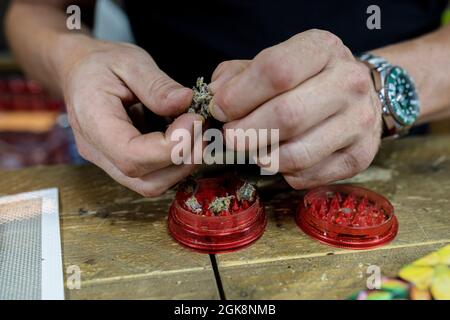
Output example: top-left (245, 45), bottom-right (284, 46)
top-left (60, 36), bottom-right (201, 197)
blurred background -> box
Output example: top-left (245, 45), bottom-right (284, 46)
top-left (0, 0), bottom-right (449, 171)
top-left (0, 0), bottom-right (134, 170)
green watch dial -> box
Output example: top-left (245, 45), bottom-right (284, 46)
top-left (384, 66), bottom-right (420, 126)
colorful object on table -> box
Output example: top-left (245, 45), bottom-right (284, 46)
top-left (296, 184), bottom-right (398, 249)
top-left (349, 277), bottom-right (410, 300)
top-left (348, 245), bottom-right (450, 300)
top-left (399, 244), bottom-right (450, 300)
top-left (168, 177), bottom-right (267, 253)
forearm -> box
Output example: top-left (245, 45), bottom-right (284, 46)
top-left (372, 25), bottom-right (450, 124)
top-left (5, 0), bottom-right (94, 96)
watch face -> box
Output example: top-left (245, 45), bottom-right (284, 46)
top-left (384, 66), bottom-right (420, 126)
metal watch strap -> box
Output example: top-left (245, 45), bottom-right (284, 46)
top-left (358, 53), bottom-right (406, 139)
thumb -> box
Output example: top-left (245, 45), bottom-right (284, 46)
top-left (114, 50), bottom-right (193, 116)
top-left (165, 113), bottom-right (205, 165)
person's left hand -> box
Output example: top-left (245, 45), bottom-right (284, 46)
top-left (210, 29), bottom-right (383, 189)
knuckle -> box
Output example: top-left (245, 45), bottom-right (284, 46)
top-left (115, 158), bottom-right (142, 178)
top-left (284, 174), bottom-right (321, 190)
top-left (306, 29), bottom-right (343, 48)
top-left (257, 49), bottom-right (295, 91)
top-left (359, 107), bottom-right (377, 129)
top-left (215, 88), bottom-right (238, 119)
top-left (282, 142), bottom-right (312, 172)
top-left (342, 151), bottom-right (361, 174)
top-left (346, 63), bottom-right (371, 95)
top-left (342, 149), bottom-right (372, 175)
top-left (281, 145), bottom-right (301, 172)
top-left (274, 99), bottom-right (301, 133)
top-left (148, 75), bottom-right (173, 102)
top-left (214, 60), bottom-right (231, 76)
top-left (318, 30), bottom-right (343, 48)
top-left (76, 144), bottom-right (90, 161)
top-left (137, 185), bottom-right (165, 198)
top-left (284, 175), bottom-right (304, 190)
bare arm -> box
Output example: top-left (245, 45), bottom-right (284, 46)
top-left (4, 0), bottom-right (201, 197)
top-left (5, 0), bottom-right (95, 95)
top-left (373, 24), bottom-right (450, 123)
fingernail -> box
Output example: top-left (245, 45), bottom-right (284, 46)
top-left (209, 98), bottom-right (228, 122)
top-left (196, 114), bottom-right (206, 124)
top-left (208, 81), bottom-right (218, 94)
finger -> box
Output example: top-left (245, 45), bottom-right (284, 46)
top-left (81, 92), bottom-right (202, 177)
top-left (212, 30), bottom-right (350, 121)
top-left (224, 69), bottom-right (345, 149)
top-left (283, 141), bottom-right (376, 190)
top-left (210, 60), bottom-right (251, 93)
top-left (112, 47), bottom-right (193, 116)
top-left (75, 132), bottom-right (196, 197)
top-left (276, 113), bottom-right (358, 173)
top-left (109, 162), bottom-right (197, 198)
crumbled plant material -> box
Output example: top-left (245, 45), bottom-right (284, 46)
top-left (236, 182), bottom-right (256, 203)
top-left (208, 195), bottom-right (235, 216)
top-left (181, 179), bottom-right (258, 216)
top-left (188, 77), bottom-right (213, 119)
top-left (185, 196), bottom-right (203, 214)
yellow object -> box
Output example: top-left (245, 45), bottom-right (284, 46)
top-left (399, 245), bottom-right (450, 299)
top-left (399, 265), bottom-right (434, 290)
top-left (0, 111), bottom-right (58, 133)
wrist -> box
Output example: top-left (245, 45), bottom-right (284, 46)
top-left (50, 33), bottom-right (98, 93)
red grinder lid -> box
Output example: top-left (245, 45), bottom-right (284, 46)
top-left (296, 184), bottom-right (398, 250)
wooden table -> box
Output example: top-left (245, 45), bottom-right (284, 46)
top-left (0, 135), bottom-right (449, 299)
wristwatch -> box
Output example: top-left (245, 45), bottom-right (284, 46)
top-left (358, 53), bottom-right (420, 138)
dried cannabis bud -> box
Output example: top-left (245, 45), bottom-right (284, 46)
top-left (236, 182), bottom-right (256, 203)
top-left (208, 195), bottom-right (235, 215)
top-left (185, 196), bottom-right (203, 214)
top-left (188, 77), bottom-right (213, 119)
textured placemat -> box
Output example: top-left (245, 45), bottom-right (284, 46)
top-left (0, 188), bottom-right (63, 300)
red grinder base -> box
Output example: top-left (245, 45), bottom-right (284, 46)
top-left (296, 184), bottom-right (398, 250)
top-left (168, 177), bottom-right (267, 254)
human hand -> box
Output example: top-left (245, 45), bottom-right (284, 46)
top-left (210, 29), bottom-right (382, 189)
top-left (61, 36), bottom-right (201, 197)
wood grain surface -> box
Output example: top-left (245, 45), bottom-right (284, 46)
top-left (0, 135), bottom-right (449, 299)
top-left (215, 135), bottom-right (450, 299)
top-left (0, 165), bottom-right (218, 299)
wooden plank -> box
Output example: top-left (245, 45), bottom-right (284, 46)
top-left (218, 242), bottom-right (449, 299)
top-left (0, 165), bottom-right (218, 299)
top-left (216, 135), bottom-right (450, 298)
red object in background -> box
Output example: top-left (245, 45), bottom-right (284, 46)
top-left (0, 77), bottom-right (64, 112)
top-left (0, 75), bottom-right (81, 170)
top-left (168, 177), bottom-right (267, 254)
top-left (296, 184), bottom-right (398, 250)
